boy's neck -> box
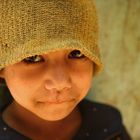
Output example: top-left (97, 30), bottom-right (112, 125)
top-left (2, 101), bottom-right (82, 140)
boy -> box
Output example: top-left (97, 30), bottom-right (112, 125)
top-left (0, 0), bottom-right (131, 139)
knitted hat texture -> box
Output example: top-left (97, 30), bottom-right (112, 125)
top-left (0, 0), bottom-right (103, 74)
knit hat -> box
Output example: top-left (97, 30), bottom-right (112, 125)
top-left (0, 0), bottom-right (103, 75)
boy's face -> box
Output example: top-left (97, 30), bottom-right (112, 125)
top-left (0, 49), bottom-right (94, 121)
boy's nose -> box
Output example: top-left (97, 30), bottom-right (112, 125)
top-left (44, 63), bottom-right (72, 92)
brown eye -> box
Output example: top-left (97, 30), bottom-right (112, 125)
top-left (68, 50), bottom-right (85, 59)
top-left (23, 55), bottom-right (43, 64)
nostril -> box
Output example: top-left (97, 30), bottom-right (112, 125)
top-left (50, 87), bottom-right (70, 94)
top-left (44, 79), bottom-right (72, 91)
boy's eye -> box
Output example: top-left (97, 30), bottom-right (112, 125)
top-left (68, 50), bottom-right (85, 59)
top-left (23, 55), bottom-right (43, 64)
top-left (22, 50), bottom-right (85, 64)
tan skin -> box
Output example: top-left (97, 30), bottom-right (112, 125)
top-left (0, 49), bottom-right (94, 140)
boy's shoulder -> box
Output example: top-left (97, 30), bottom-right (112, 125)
top-left (0, 115), bottom-right (28, 140)
top-left (75, 99), bottom-right (125, 139)
top-left (79, 98), bottom-right (122, 121)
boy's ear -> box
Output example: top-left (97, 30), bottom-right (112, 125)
top-left (0, 69), bottom-right (5, 78)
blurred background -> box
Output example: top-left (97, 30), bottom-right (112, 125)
top-left (87, 0), bottom-right (140, 139)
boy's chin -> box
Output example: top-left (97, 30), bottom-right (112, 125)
top-left (32, 99), bottom-right (79, 121)
top-left (34, 105), bottom-right (79, 122)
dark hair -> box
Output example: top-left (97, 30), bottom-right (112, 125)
top-left (0, 78), bottom-right (13, 112)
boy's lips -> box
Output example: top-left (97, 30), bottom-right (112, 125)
top-left (37, 92), bottom-right (76, 104)
top-left (37, 99), bottom-right (75, 104)
top-left (43, 99), bottom-right (74, 104)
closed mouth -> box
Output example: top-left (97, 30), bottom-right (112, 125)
top-left (38, 99), bottom-right (74, 104)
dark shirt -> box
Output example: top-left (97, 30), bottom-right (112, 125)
top-left (0, 99), bottom-right (131, 140)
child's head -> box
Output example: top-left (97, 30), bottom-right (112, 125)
top-left (0, 0), bottom-right (103, 121)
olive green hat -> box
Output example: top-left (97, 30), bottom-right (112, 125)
top-left (0, 0), bottom-right (103, 75)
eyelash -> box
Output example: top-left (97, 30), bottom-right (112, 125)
top-left (22, 50), bottom-right (85, 64)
